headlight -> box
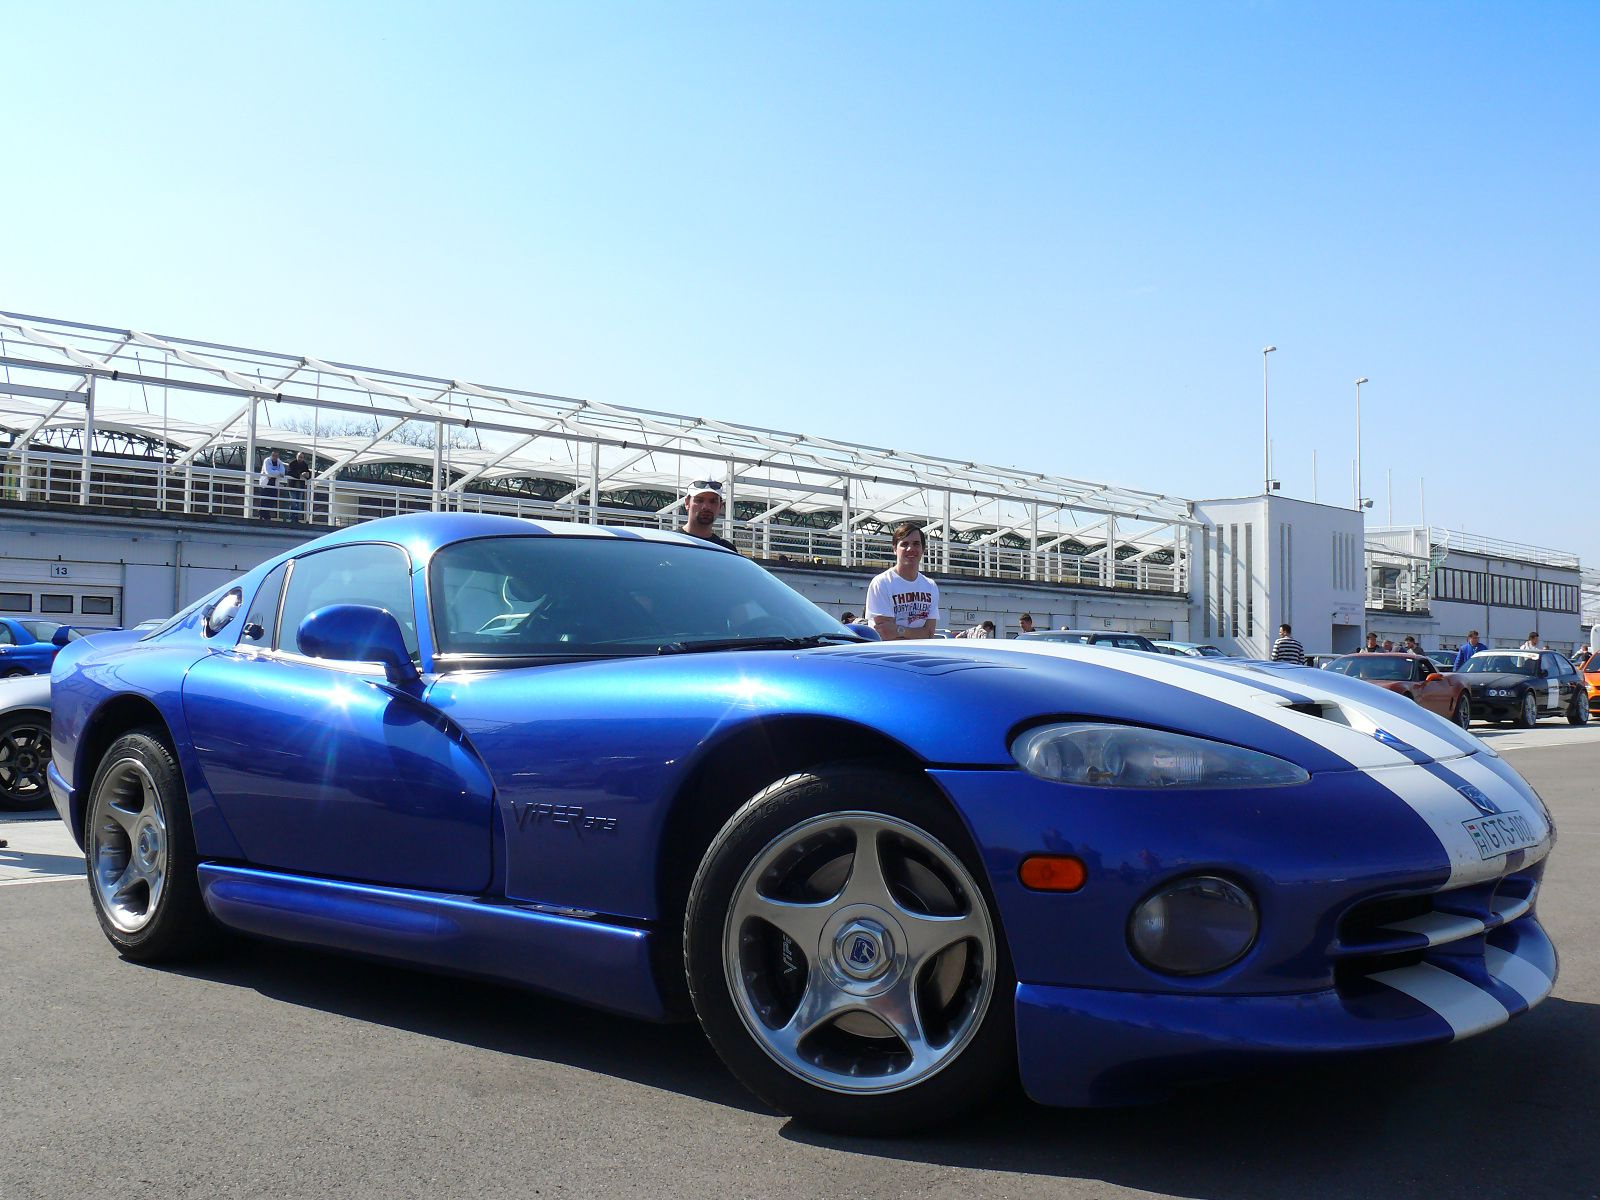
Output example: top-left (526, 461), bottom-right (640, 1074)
top-left (1130, 875), bottom-right (1258, 975)
top-left (1012, 723), bottom-right (1309, 789)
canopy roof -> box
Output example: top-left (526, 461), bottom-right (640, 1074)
top-left (0, 310), bottom-right (1196, 548)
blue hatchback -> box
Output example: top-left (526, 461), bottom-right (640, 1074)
top-left (0, 618), bottom-right (83, 677)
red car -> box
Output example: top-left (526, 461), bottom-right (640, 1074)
top-left (1325, 652), bottom-right (1472, 729)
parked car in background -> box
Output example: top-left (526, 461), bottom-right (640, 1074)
top-left (1018, 629), bottom-right (1160, 652)
top-left (1324, 653), bottom-right (1472, 728)
top-left (45, 512), bottom-right (1559, 1132)
top-left (1455, 650), bottom-right (1590, 728)
top-left (0, 617), bottom-right (84, 678)
top-left (1153, 640), bottom-right (1226, 658)
top-left (0, 672), bottom-right (52, 810)
top-left (1577, 653), bottom-right (1600, 714)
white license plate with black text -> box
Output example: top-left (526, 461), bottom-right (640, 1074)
top-left (1462, 812), bottom-right (1539, 859)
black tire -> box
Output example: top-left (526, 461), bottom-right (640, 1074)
top-left (1453, 695), bottom-right (1472, 731)
top-left (0, 667), bottom-right (30, 679)
top-left (1568, 692), bottom-right (1590, 726)
top-left (0, 710), bottom-right (53, 812)
top-left (684, 767), bottom-right (1016, 1135)
top-left (83, 728), bottom-right (219, 962)
top-left (1516, 690), bottom-right (1539, 729)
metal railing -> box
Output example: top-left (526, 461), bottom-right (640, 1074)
top-left (0, 448), bottom-right (1186, 595)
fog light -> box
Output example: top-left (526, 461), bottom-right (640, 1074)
top-left (1129, 875), bottom-right (1258, 975)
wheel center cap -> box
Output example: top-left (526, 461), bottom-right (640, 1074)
top-left (136, 826), bottom-right (160, 867)
top-left (834, 919), bottom-right (892, 980)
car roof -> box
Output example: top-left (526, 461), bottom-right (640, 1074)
top-left (303, 512), bottom-right (733, 556)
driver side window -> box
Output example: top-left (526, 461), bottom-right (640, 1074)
top-left (277, 543), bottom-right (418, 657)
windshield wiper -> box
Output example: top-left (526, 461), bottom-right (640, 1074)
top-left (656, 633), bottom-right (866, 656)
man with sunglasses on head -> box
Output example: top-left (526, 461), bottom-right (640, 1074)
top-left (866, 521), bottom-right (940, 640)
top-left (682, 480), bottom-right (738, 551)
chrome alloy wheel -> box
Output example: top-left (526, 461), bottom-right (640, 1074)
top-left (88, 758), bottom-right (171, 934)
top-left (721, 811), bottom-right (997, 1095)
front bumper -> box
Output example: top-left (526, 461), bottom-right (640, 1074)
top-left (1015, 915), bottom-right (1556, 1106)
top-left (1467, 692), bottom-right (1523, 721)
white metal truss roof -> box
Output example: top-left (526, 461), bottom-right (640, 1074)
top-left (0, 310), bottom-right (1197, 547)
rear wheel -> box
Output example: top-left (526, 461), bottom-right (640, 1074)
top-left (685, 768), bottom-right (1015, 1135)
top-left (1568, 692), bottom-right (1590, 726)
top-left (84, 729), bottom-right (218, 961)
top-left (0, 711), bottom-right (53, 811)
top-left (1517, 691), bottom-right (1539, 729)
top-left (1452, 695), bottom-right (1472, 730)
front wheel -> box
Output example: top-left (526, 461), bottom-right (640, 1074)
top-left (1453, 695), bottom-right (1472, 731)
top-left (0, 711), bottom-right (53, 811)
top-left (684, 768), bottom-right (1015, 1135)
top-left (84, 729), bottom-right (218, 961)
top-left (1568, 692), bottom-right (1590, 726)
top-left (1517, 691), bottom-right (1540, 729)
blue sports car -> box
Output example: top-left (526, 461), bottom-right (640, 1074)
top-left (0, 617), bottom-right (82, 677)
top-left (48, 514), bottom-right (1557, 1133)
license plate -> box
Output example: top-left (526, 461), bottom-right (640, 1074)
top-left (1462, 812), bottom-right (1540, 859)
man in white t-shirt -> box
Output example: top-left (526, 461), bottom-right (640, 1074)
top-left (865, 522), bottom-right (939, 640)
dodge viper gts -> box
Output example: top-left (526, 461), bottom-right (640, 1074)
top-left (47, 514), bottom-right (1558, 1133)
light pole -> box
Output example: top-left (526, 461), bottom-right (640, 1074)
top-left (1354, 377), bottom-right (1370, 511)
top-left (1262, 346), bottom-right (1277, 495)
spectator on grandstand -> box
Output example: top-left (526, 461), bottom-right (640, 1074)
top-left (866, 522), bottom-right (939, 641)
top-left (1270, 623), bottom-right (1305, 664)
top-left (681, 480), bottom-right (737, 551)
top-left (286, 453), bottom-right (312, 522)
top-left (258, 449), bottom-right (287, 518)
top-left (1454, 631), bottom-right (1485, 670)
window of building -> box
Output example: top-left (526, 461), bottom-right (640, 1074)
top-left (40, 594), bottom-right (73, 614)
top-left (1, 592), bottom-right (33, 612)
top-left (81, 596), bottom-right (115, 616)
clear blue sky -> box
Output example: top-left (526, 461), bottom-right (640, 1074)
top-left (6, 2), bottom-right (1597, 558)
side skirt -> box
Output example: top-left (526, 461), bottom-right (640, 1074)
top-left (197, 863), bottom-right (669, 1021)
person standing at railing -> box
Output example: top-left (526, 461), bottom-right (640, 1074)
top-left (258, 450), bottom-right (287, 519)
top-left (286, 453), bottom-right (312, 523)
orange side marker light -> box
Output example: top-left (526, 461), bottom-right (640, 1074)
top-left (1019, 854), bottom-right (1088, 892)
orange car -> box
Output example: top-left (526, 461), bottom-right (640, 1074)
top-left (1324, 652), bottom-right (1472, 728)
top-left (1579, 654), bottom-right (1600, 710)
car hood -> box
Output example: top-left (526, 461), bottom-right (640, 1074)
top-left (1458, 672), bottom-right (1535, 690)
top-left (428, 637), bottom-right (1484, 775)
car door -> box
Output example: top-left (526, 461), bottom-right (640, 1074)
top-left (1546, 653), bottom-right (1577, 713)
top-left (1537, 653), bottom-right (1562, 712)
top-left (1412, 657), bottom-right (1455, 717)
top-left (182, 542), bottom-right (493, 893)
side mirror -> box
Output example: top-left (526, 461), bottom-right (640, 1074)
top-left (298, 604), bottom-right (420, 685)
top-left (1426, 673), bottom-right (1444, 683)
top-left (852, 623), bottom-right (883, 642)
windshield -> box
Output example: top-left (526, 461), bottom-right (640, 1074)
top-left (1459, 653), bottom-right (1539, 676)
top-left (1330, 656), bottom-right (1412, 681)
top-left (429, 535), bottom-right (857, 659)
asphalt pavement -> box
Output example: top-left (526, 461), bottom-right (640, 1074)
top-left (3, 732), bottom-right (1597, 1200)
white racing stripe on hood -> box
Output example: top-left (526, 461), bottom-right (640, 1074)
top-left (995, 640), bottom-right (1448, 769)
top-left (993, 641), bottom-right (1541, 886)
